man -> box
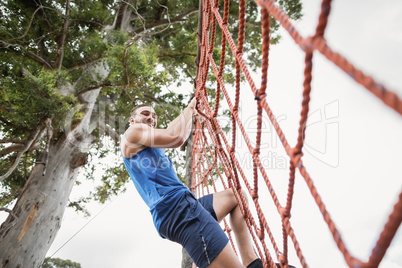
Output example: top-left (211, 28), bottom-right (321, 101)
top-left (121, 98), bottom-right (263, 268)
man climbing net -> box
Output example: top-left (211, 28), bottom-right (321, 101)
top-left (121, 99), bottom-right (286, 267)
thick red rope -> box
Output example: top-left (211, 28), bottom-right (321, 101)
top-left (191, 0), bottom-right (402, 267)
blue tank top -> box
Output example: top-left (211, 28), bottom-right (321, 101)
top-left (122, 147), bottom-right (189, 237)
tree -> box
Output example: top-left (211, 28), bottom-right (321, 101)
top-left (0, 0), bottom-right (302, 267)
top-left (42, 257), bottom-right (81, 268)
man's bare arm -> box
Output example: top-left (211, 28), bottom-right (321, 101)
top-left (122, 98), bottom-right (197, 151)
top-left (165, 98), bottom-right (196, 142)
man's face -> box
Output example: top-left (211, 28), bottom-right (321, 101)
top-left (130, 106), bottom-right (158, 128)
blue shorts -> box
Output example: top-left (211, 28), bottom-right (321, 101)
top-left (159, 191), bottom-right (229, 268)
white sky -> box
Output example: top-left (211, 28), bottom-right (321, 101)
top-left (2, 0), bottom-right (401, 267)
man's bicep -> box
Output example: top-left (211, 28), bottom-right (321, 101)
top-left (150, 129), bottom-right (184, 148)
top-left (125, 125), bottom-right (183, 148)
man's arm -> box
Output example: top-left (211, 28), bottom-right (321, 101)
top-left (165, 97), bottom-right (196, 143)
top-left (123, 98), bottom-right (196, 150)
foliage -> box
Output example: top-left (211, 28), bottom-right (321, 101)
top-left (0, 0), bottom-right (302, 210)
top-left (42, 257), bottom-right (81, 268)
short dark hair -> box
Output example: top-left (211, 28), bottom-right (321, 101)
top-left (130, 104), bottom-right (152, 117)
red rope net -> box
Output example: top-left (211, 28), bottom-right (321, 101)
top-left (190, 0), bottom-right (402, 267)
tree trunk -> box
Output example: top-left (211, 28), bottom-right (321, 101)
top-left (0, 89), bottom-right (100, 268)
top-left (181, 247), bottom-right (193, 268)
top-left (181, 121), bottom-right (194, 268)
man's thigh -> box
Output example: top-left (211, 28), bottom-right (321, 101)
top-left (207, 243), bottom-right (244, 268)
top-left (212, 188), bottom-right (238, 222)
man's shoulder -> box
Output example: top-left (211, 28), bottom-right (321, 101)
top-left (121, 134), bottom-right (147, 157)
top-left (123, 123), bottom-right (150, 143)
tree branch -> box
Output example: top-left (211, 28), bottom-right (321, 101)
top-left (246, 21), bottom-right (262, 29)
top-left (54, 0), bottom-right (71, 70)
top-left (75, 82), bottom-right (124, 97)
top-left (158, 53), bottom-right (197, 59)
top-left (98, 120), bottom-right (120, 143)
top-left (113, 1), bottom-right (128, 30)
top-left (123, 44), bottom-right (131, 86)
top-left (65, 56), bottom-right (104, 71)
top-left (0, 125), bottom-right (48, 158)
top-left (3, 5), bottom-right (58, 42)
top-left (0, 139), bottom-right (24, 144)
top-left (0, 144), bottom-right (24, 158)
top-left (25, 49), bottom-right (54, 70)
top-left (0, 43), bottom-right (53, 70)
top-left (0, 128), bottom-right (41, 182)
top-left (0, 207), bottom-right (18, 240)
top-left (0, 115), bottom-right (19, 129)
top-left (131, 8), bottom-right (198, 36)
top-left (40, 10), bottom-right (56, 35)
top-left (70, 19), bottom-right (105, 28)
top-left (119, 0), bottom-right (146, 33)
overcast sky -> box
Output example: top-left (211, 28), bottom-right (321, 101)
top-left (4, 0), bottom-right (401, 267)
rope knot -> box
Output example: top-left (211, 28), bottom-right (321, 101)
top-left (300, 36), bottom-right (314, 53)
top-left (254, 89), bottom-right (261, 101)
top-left (253, 148), bottom-right (260, 156)
top-left (254, 89), bottom-right (267, 101)
top-left (251, 189), bottom-right (258, 200)
top-left (236, 50), bottom-right (243, 57)
top-left (279, 207), bottom-right (291, 219)
top-left (229, 147), bottom-right (235, 154)
top-left (291, 147), bottom-right (303, 165)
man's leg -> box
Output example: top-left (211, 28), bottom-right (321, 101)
top-left (212, 188), bottom-right (259, 267)
top-left (207, 243), bottom-right (244, 268)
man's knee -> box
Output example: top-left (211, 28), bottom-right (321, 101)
top-left (220, 188), bottom-right (249, 212)
top-left (228, 188), bottom-right (249, 211)
top-left (234, 188), bottom-right (249, 204)
top-left (240, 188), bottom-right (248, 202)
